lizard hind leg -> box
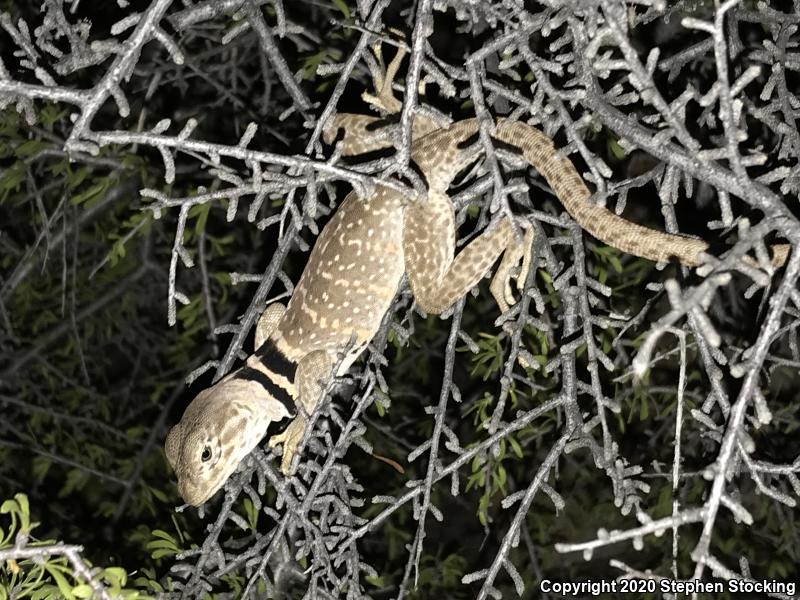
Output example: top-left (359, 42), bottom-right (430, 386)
top-left (361, 31), bottom-right (444, 140)
top-left (403, 190), bottom-right (528, 315)
top-left (362, 31), bottom-right (406, 115)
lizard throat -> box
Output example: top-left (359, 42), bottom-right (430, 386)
top-left (234, 366), bottom-right (296, 416)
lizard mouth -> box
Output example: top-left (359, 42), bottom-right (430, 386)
top-left (179, 478), bottom-right (218, 507)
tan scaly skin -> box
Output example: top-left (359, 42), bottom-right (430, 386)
top-left (165, 44), bottom-right (790, 507)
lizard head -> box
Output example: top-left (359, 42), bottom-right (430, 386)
top-left (165, 375), bottom-right (293, 506)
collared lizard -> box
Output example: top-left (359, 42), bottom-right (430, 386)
top-left (165, 44), bottom-right (790, 507)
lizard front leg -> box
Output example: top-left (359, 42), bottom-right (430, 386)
top-left (268, 349), bottom-right (333, 473)
top-left (403, 189), bottom-right (532, 315)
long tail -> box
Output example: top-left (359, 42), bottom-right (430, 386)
top-left (492, 119), bottom-right (789, 268)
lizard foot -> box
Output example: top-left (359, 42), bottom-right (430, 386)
top-left (268, 416), bottom-right (306, 474)
top-left (489, 221), bottom-right (534, 313)
top-left (362, 29), bottom-right (407, 115)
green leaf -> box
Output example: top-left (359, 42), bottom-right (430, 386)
top-left (101, 566), bottom-right (127, 588)
top-left (110, 238), bottom-right (127, 263)
top-left (14, 139), bottom-right (49, 158)
top-left (1, 493), bottom-right (33, 533)
top-left (331, 0), bottom-right (350, 19)
top-left (71, 585), bottom-right (93, 598)
top-left (477, 494), bottom-right (490, 527)
top-left (146, 530), bottom-right (181, 559)
top-left (242, 498), bottom-right (258, 531)
top-left (66, 166), bottom-right (89, 189)
top-left (302, 51), bottom-right (330, 80)
top-left (44, 565), bottom-right (74, 600)
top-left (39, 105), bottom-right (69, 129)
top-left (190, 202), bottom-right (210, 237)
top-left (0, 162), bottom-right (24, 199)
top-left (608, 136), bottom-right (626, 159)
top-left (373, 392), bottom-right (388, 417)
top-left (59, 469), bottom-right (89, 497)
top-left (508, 435), bottom-right (523, 459)
top-left (148, 486), bottom-right (169, 503)
top-left (496, 465), bottom-right (507, 493)
top-left (16, 493), bottom-right (30, 530)
top-left (71, 181), bottom-right (106, 206)
top-left (32, 456), bottom-right (52, 483)
top-left (146, 540), bottom-right (176, 551)
top-left (49, 157), bottom-right (68, 176)
top-left (133, 572), bottom-right (164, 593)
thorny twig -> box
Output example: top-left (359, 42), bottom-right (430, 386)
top-left (1, 0), bottom-right (799, 597)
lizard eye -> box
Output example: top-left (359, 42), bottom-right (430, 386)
top-left (201, 446), bottom-right (212, 462)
